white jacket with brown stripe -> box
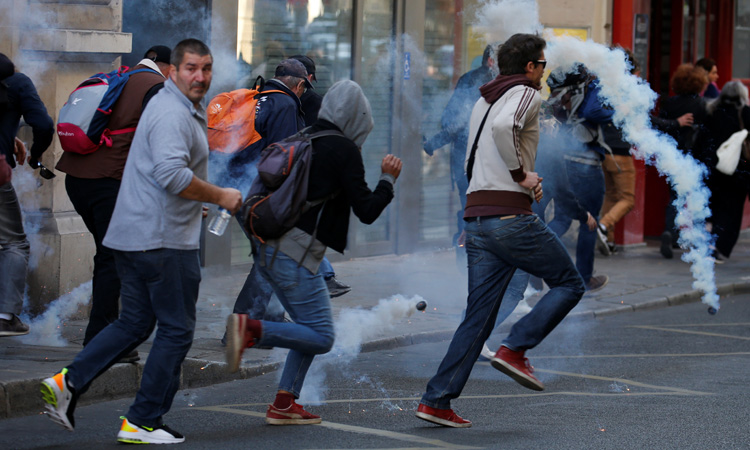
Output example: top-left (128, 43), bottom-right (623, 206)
top-left (463, 84), bottom-right (541, 210)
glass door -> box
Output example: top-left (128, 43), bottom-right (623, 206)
top-left (347, 0), bottom-right (398, 256)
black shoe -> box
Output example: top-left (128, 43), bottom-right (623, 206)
top-left (711, 250), bottom-right (726, 264)
top-left (596, 223), bottom-right (612, 256)
top-left (0, 314), bottom-right (30, 336)
top-left (660, 231), bottom-right (673, 259)
top-left (325, 277), bottom-right (352, 298)
top-left (585, 275), bottom-right (609, 293)
top-left (117, 349), bottom-right (140, 364)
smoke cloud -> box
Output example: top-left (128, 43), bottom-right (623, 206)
top-left (471, 0), bottom-right (543, 44)
top-left (17, 281), bottom-right (92, 347)
top-left (298, 295), bottom-right (428, 405)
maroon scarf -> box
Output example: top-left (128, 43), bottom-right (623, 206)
top-left (479, 73), bottom-right (540, 103)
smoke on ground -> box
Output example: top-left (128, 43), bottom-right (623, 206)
top-left (298, 295), bottom-right (427, 405)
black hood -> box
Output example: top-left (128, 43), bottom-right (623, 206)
top-left (0, 54), bottom-right (15, 80)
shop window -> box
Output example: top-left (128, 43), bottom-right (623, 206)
top-left (231, 0), bottom-right (354, 264)
top-left (356, 0), bottom-right (395, 246)
top-left (419, 0), bottom-right (457, 243)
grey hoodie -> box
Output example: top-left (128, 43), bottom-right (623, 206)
top-left (318, 80), bottom-right (374, 147)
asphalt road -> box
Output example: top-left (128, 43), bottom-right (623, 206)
top-left (4, 293), bottom-right (750, 449)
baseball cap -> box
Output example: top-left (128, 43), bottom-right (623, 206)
top-left (275, 59), bottom-right (314, 89)
top-left (144, 45), bottom-right (171, 64)
top-left (290, 55), bottom-right (316, 82)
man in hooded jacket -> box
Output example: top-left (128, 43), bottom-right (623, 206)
top-left (0, 53), bottom-right (54, 336)
top-left (225, 80), bottom-right (402, 425)
top-left (415, 34), bottom-right (585, 428)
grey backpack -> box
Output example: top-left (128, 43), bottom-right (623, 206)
top-left (240, 128), bottom-right (343, 242)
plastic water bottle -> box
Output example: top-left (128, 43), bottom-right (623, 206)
top-left (208, 208), bottom-right (232, 236)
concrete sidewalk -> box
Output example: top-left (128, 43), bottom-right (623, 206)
top-left (2, 234), bottom-right (749, 419)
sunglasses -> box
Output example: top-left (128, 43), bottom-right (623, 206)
top-left (38, 163), bottom-right (56, 180)
top-left (535, 60), bottom-right (547, 69)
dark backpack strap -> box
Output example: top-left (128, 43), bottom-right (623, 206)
top-left (466, 100), bottom-right (498, 183)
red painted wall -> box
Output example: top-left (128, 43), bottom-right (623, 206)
top-left (611, 0), bottom-right (648, 244)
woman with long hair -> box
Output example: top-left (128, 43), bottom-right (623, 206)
top-left (657, 63), bottom-right (709, 258)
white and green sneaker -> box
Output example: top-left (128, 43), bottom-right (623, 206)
top-left (117, 417), bottom-right (185, 444)
top-left (40, 368), bottom-right (77, 431)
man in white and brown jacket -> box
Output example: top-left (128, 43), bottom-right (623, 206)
top-left (417, 33), bottom-right (586, 428)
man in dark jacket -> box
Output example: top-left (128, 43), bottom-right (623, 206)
top-left (423, 44), bottom-right (495, 246)
top-left (55, 46), bottom-right (170, 355)
top-left (223, 59), bottom-right (309, 328)
top-left (226, 80), bottom-right (401, 425)
top-left (0, 53), bottom-right (54, 336)
top-left (226, 59), bottom-right (309, 188)
top-left (290, 54), bottom-right (323, 127)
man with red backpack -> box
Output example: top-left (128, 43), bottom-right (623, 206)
top-left (55, 45), bottom-right (171, 360)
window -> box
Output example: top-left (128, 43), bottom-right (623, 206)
top-left (230, 0), bottom-right (354, 264)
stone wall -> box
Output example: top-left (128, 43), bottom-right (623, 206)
top-left (1, 0), bottom-right (131, 313)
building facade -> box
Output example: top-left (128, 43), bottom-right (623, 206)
top-left (2, 0), bottom-right (747, 307)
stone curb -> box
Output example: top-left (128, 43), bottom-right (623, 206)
top-left (4, 281), bottom-right (749, 419)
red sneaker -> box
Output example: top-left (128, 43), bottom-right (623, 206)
top-left (266, 402), bottom-right (322, 425)
top-left (225, 314), bottom-right (256, 373)
top-left (491, 346), bottom-right (545, 391)
top-left (415, 404), bottom-right (471, 428)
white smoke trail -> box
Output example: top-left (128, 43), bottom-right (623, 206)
top-left (298, 294), bottom-right (427, 405)
top-left (17, 281), bottom-right (92, 347)
top-left (545, 36), bottom-right (719, 311)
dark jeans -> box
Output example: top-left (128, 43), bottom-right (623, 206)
top-left (708, 171), bottom-right (750, 257)
top-left (232, 255), bottom-right (335, 322)
top-left (0, 181), bottom-right (29, 315)
top-left (664, 188), bottom-right (679, 244)
top-left (66, 249), bottom-right (200, 428)
top-left (545, 154), bottom-right (605, 282)
top-left (65, 175), bottom-right (122, 345)
top-left (421, 215), bottom-right (585, 409)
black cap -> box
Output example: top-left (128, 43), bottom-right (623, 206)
top-left (290, 55), bottom-right (316, 82)
top-left (275, 59), bottom-right (314, 89)
top-left (144, 45), bottom-right (171, 64)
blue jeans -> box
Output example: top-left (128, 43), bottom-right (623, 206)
top-left (420, 215), bottom-right (585, 409)
top-left (546, 154), bottom-right (605, 282)
top-left (462, 269), bottom-right (529, 338)
top-left (319, 257), bottom-right (335, 279)
top-left (232, 256), bottom-right (336, 322)
top-left (0, 182), bottom-right (29, 315)
top-left (66, 249), bottom-right (201, 428)
top-left (490, 269), bottom-right (530, 331)
top-left (253, 242), bottom-right (335, 398)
